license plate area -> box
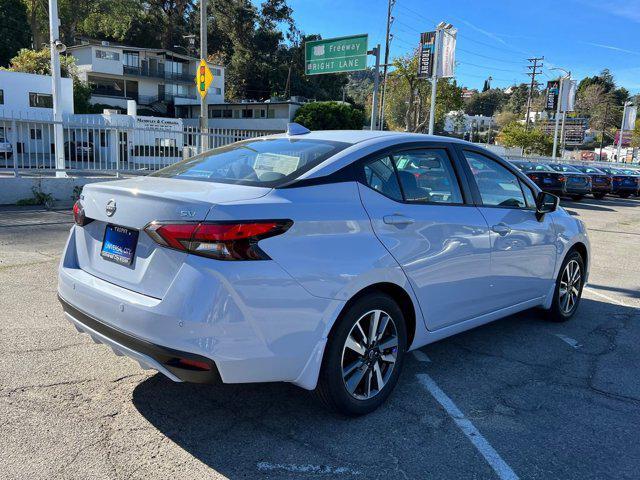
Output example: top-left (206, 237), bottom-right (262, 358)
top-left (101, 224), bottom-right (139, 266)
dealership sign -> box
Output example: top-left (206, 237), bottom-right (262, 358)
top-left (545, 80), bottom-right (560, 111)
top-left (305, 34), bottom-right (368, 75)
top-left (417, 31), bottom-right (436, 78)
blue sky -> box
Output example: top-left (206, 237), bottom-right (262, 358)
top-left (287, 0), bottom-right (640, 93)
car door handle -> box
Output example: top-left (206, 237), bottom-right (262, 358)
top-left (383, 214), bottom-right (415, 225)
top-left (491, 223), bottom-right (512, 236)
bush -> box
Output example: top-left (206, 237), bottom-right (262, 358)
top-left (497, 122), bottom-right (553, 156)
top-left (293, 101), bottom-right (365, 130)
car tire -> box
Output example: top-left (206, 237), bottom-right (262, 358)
top-left (620, 192), bottom-right (631, 198)
top-left (315, 292), bottom-right (407, 416)
top-left (571, 195), bottom-right (584, 201)
top-left (547, 250), bottom-right (585, 323)
top-left (593, 192), bottom-right (606, 199)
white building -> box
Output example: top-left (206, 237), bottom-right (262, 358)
top-left (68, 40), bottom-right (224, 117)
top-left (444, 110), bottom-right (495, 135)
top-left (183, 98), bottom-right (306, 133)
top-left (0, 70), bottom-right (74, 118)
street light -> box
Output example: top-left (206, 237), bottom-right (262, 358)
top-left (549, 67), bottom-right (571, 159)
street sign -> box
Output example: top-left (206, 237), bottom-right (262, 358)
top-left (545, 80), bottom-right (560, 111)
top-left (195, 59), bottom-right (213, 98)
top-left (417, 31), bottom-right (436, 79)
top-left (305, 34), bottom-right (368, 75)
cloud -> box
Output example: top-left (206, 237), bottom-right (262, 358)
top-left (577, 0), bottom-right (640, 23)
top-left (584, 42), bottom-right (640, 56)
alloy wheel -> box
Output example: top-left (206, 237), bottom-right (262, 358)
top-left (341, 309), bottom-right (398, 400)
top-left (559, 259), bottom-right (582, 315)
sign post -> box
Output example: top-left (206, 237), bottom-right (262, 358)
top-left (617, 101), bottom-right (635, 162)
top-left (199, 0), bottom-right (208, 151)
top-left (369, 45), bottom-right (380, 130)
top-left (424, 24), bottom-right (456, 135)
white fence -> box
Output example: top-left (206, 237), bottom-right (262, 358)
top-left (0, 113), bottom-right (280, 176)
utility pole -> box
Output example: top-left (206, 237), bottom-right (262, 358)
top-left (48, 0), bottom-right (66, 177)
top-left (199, 0), bottom-right (208, 151)
top-left (369, 45), bottom-right (381, 130)
top-left (378, 0), bottom-right (395, 130)
top-left (559, 111), bottom-right (567, 158)
top-left (525, 57), bottom-right (543, 129)
top-left (599, 101), bottom-right (609, 161)
top-left (616, 100), bottom-right (632, 162)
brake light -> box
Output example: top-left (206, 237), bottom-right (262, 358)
top-left (558, 175), bottom-right (566, 182)
top-left (72, 200), bottom-right (93, 226)
top-left (144, 220), bottom-right (292, 260)
top-left (528, 174), bottom-right (539, 181)
top-left (613, 176), bottom-right (623, 182)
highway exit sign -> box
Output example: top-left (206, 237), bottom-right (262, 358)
top-left (195, 59), bottom-right (213, 98)
top-left (305, 34), bottom-right (368, 75)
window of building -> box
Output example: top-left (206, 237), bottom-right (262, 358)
top-left (241, 109), bottom-right (253, 118)
top-left (30, 128), bottom-right (42, 140)
top-left (123, 52), bottom-right (139, 67)
top-left (223, 109), bottom-right (232, 118)
top-left (0, 126), bottom-right (6, 142)
top-left (96, 49), bottom-right (120, 61)
top-left (100, 131), bottom-right (109, 147)
top-left (212, 87), bottom-right (222, 95)
top-left (233, 110), bottom-right (240, 119)
top-left (156, 138), bottom-right (177, 148)
top-left (267, 109), bottom-right (275, 119)
top-left (210, 109), bottom-right (222, 118)
top-left (0, 89), bottom-right (4, 105)
top-left (29, 93), bottom-right (53, 108)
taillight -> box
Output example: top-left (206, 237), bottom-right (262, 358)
top-left (144, 220), bottom-right (292, 261)
top-left (613, 176), bottom-right (623, 182)
top-left (558, 175), bottom-right (566, 182)
top-left (528, 174), bottom-right (539, 181)
top-left (72, 200), bottom-right (93, 226)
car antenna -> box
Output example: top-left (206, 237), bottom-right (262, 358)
top-left (286, 123), bottom-right (310, 136)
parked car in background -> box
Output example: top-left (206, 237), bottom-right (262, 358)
top-left (599, 167), bottom-right (640, 198)
top-left (614, 168), bottom-right (640, 197)
top-left (511, 162), bottom-right (571, 198)
top-left (545, 164), bottom-right (592, 200)
top-left (573, 165), bottom-right (612, 199)
top-left (64, 141), bottom-right (95, 161)
top-left (58, 129), bottom-right (590, 415)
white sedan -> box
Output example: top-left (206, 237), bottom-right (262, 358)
top-left (58, 125), bottom-right (590, 415)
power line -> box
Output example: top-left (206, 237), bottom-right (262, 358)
top-left (525, 56), bottom-right (544, 128)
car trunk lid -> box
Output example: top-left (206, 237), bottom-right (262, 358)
top-left (74, 177), bottom-right (271, 298)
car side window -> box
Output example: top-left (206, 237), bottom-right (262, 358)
top-left (392, 149), bottom-right (463, 204)
top-left (463, 150), bottom-right (527, 208)
top-left (520, 180), bottom-right (537, 209)
top-left (363, 156), bottom-right (403, 201)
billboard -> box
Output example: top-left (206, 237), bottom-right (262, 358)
top-left (417, 31), bottom-right (436, 79)
top-left (304, 34), bottom-right (368, 75)
top-left (545, 80), bottom-right (560, 111)
top-left (623, 105), bottom-right (637, 131)
top-left (561, 79), bottom-right (577, 112)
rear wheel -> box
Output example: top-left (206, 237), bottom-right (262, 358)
top-left (547, 250), bottom-right (585, 322)
top-left (593, 192), bottom-right (606, 199)
top-left (571, 195), bottom-right (584, 201)
top-left (315, 292), bottom-right (407, 416)
top-left (620, 192), bottom-right (631, 198)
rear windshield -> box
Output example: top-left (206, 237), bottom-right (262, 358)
top-left (152, 138), bottom-right (349, 187)
top-left (548, 164), bottom-right (580, 173)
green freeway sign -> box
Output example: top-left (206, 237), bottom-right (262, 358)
top-left (305, 34), bottom-right (368, 75)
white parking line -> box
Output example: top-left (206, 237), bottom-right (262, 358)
top-left (417, 374), bottom-right (520, 480)
top-left (554, 333), bottom-right (581, 349)
top-left (584, 287), bottom-right (629, 308)
top-left (412, 350), bottom-right (432, 363)
top-left (256, 462), bottom-right (361, 475)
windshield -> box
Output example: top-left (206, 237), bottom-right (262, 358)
top-left (152, 138), bottom-right (349, 187)
top-left (529, 164), bottom-right (552, 172)
top-left (576, 166), bottom-right (604, 174)
top-left (548, 164), bottom-right (580, 173)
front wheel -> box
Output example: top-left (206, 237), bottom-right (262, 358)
top-left (547, 250), bottom-right (585, 322)
top-left (315, 292), bottom-right (407, 416)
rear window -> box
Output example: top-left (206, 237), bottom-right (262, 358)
top-left (152, 138), bottom-right (349, 187)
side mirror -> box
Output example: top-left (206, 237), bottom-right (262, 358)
top-left (536, 191), bottom-right (559, 220)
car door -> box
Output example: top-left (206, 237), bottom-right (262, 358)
top-left (458, 148), bottom-right (557, 308)
top-left (357, 145), bottom-right (494, 331)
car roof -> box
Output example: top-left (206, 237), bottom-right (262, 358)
top-left (266, 130), bottom-right (469, 146)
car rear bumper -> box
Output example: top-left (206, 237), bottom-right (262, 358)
top-left (59, 295), bottom-right (220, 383)
top-left (58, 227), bottom-right (342, 389)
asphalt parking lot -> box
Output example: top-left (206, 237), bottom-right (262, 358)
top-left (1, 195), bottom-right (639, 480)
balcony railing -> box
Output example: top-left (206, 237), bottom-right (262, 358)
top-left (123, 65), bottom-right (194, 83)
top-left (138, 93), bottom-right (198, 105)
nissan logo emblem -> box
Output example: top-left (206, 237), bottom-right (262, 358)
top-left (105, 199), bottom-right (117, 217)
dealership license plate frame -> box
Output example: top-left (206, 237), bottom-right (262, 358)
top-left (100, 224), bottom-right (139, 266)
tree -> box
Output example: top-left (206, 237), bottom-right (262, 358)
top-left (6, 48), bottom-right (93, 113)
top-left (293, 101), bottom-right (364, 130)
top-left (0, 0), bottom-right (31, 67)
top-left (464, 89), bottom-right (506, 117)
top-left (502, 83), bottom-right (537, 116)
top-left (497, 122), bottom-right (553, 156)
